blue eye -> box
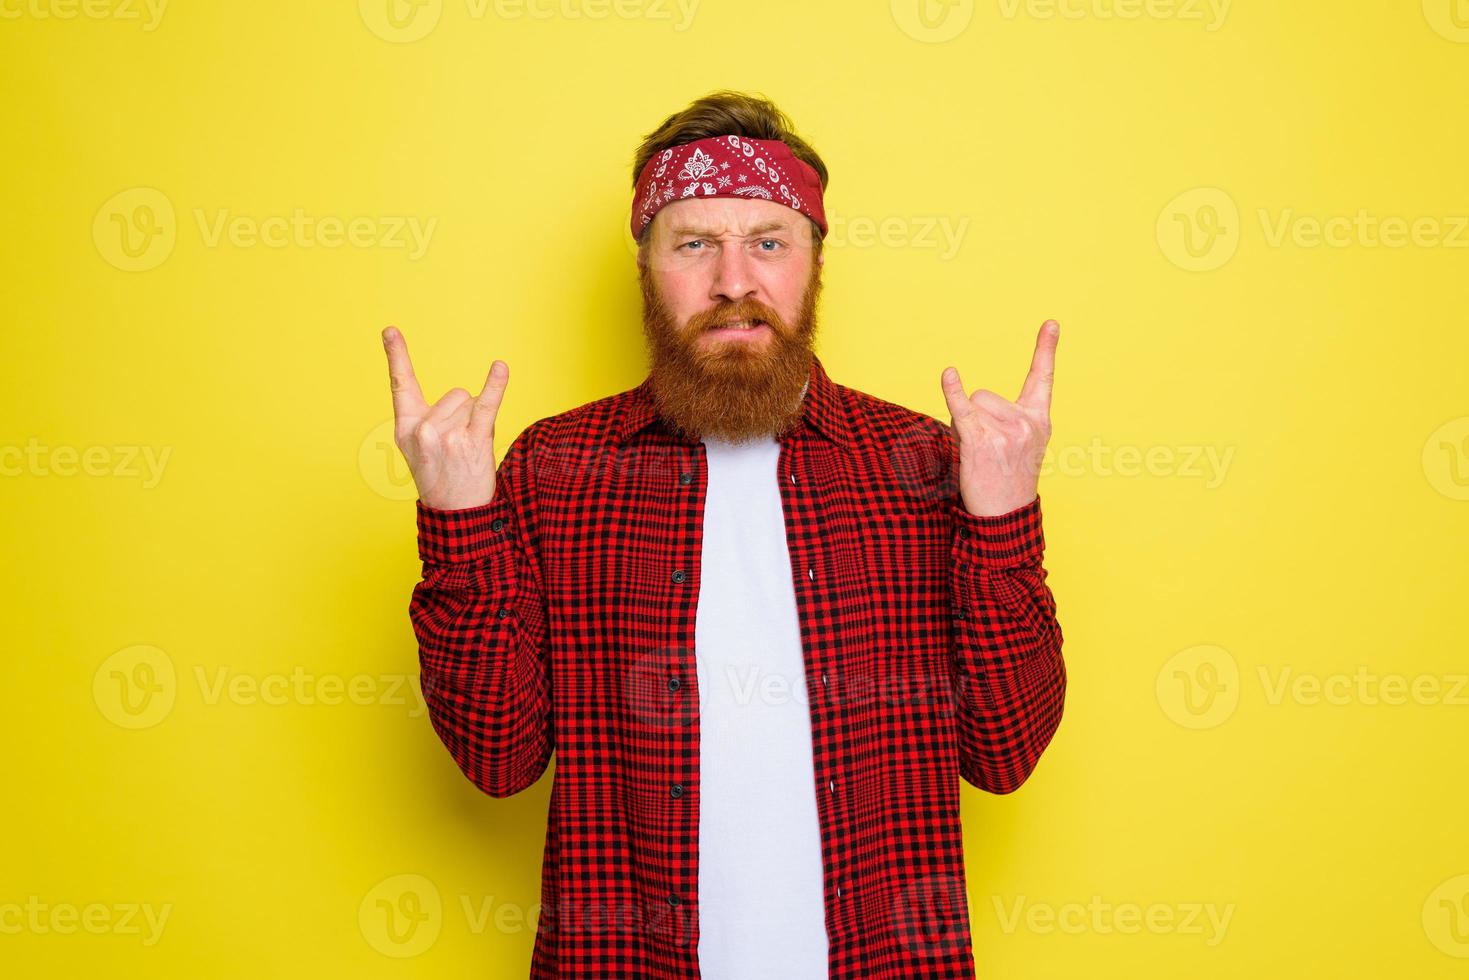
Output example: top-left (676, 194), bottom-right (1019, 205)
top-left (681, 240), bottom-right (705, 251)
top-left (758, 239), bottom-right (781, 251)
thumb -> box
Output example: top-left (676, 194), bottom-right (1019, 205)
top-left (941, 366), bottom-right (969, 420)
top-left (416, 416), bottom-right (442, 455)
top-left (469, 359), bottom-right (508, 442)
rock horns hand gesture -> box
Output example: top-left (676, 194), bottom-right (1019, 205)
top-left (940, 319), bottom-right (1059, 518)
top-left (382, 326), bottom-right (508, 512)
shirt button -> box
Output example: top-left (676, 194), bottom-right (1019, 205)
top-left (669, 783), bottom-right (684, 799)
top-left (679, 471), bottom-right (693, 485)
top-left (956, 607), bottom-right (967, 621)
top-left (496, 607), bottom-right (511, 619)
top-left (671, 569), bottom-right (687, 584)
top-left (789, 473), bottom-right (796, 484)
top-left (807, 568), bottom-right (815, 581)
top-left (836, 884), bottom-right (843, 898)
top-left (958, 526), bottom-right (971, 540)
top-left (668, 894), bottom-right (682, 907)
top-left (490, 518), bottom-right (505, 532)
top-left (828, 779), bottom-right (836, 793)
top-left (667, 676), bottom-right (681, 692)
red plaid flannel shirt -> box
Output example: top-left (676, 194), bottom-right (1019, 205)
top-left (409, 354), bottom-right (1066, 978)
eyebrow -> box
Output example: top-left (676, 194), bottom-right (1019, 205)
top-left (668, 221), bottom-right (792, 238)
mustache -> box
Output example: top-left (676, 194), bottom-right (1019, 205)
top-left (686, 297), bottom-right (786, 333)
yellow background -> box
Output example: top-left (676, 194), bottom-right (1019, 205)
top-left (4, 0), bottom-right (1467, 976)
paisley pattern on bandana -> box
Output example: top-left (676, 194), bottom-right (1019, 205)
top-left (631, 134), bottom-right (827, 240)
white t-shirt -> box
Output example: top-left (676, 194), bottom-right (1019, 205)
top-left (694, 431), bottom-right (829, 979)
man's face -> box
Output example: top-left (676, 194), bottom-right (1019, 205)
top-left (638, 197), bottom-right (824, 444)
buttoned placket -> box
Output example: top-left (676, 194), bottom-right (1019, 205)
top-left (775, 430), bottom-right (852, 920)
top-left (663, 439), bottom-right (706, 944)
top-left (656, 423), bottom-right (855, 951)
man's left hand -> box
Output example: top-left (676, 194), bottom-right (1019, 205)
top-left (941, 319), bottom-right (1059, 518)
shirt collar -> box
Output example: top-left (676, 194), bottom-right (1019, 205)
top-left (613, 354), bottom-right (852, 449)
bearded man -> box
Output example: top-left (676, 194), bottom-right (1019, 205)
top-left (382, 90), bottom-right (1066, 980)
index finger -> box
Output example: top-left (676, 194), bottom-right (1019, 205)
top-left (382, 326), bottom-right (428, 420)
top-left (1017, 319), bottom-right (1059, 412)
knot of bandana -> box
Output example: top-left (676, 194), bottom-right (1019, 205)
top-left (630, 134), bottom-right (828, 242)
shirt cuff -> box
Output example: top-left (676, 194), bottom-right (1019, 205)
top-left (949, 494), bottom-right (1045, 568)
top-left (415, 496), bottom-right (514, 564)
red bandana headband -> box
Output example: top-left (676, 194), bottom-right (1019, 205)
top-left (630, 134), bottom-right (828, 242)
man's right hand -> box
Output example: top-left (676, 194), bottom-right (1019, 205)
top-left (382, 326), bottom-right (508, 511)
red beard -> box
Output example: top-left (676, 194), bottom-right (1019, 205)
top-left (638, 258), bottom-right (824, 444)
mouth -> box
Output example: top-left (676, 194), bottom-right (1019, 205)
top-left (705, 318), bottom-right (770, 338)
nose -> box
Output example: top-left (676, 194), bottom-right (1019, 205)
top-left (709, 242), bottom-right (758, 305)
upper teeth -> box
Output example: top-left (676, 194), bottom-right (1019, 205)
top-left (720, 320), bottom-right (759, 330)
